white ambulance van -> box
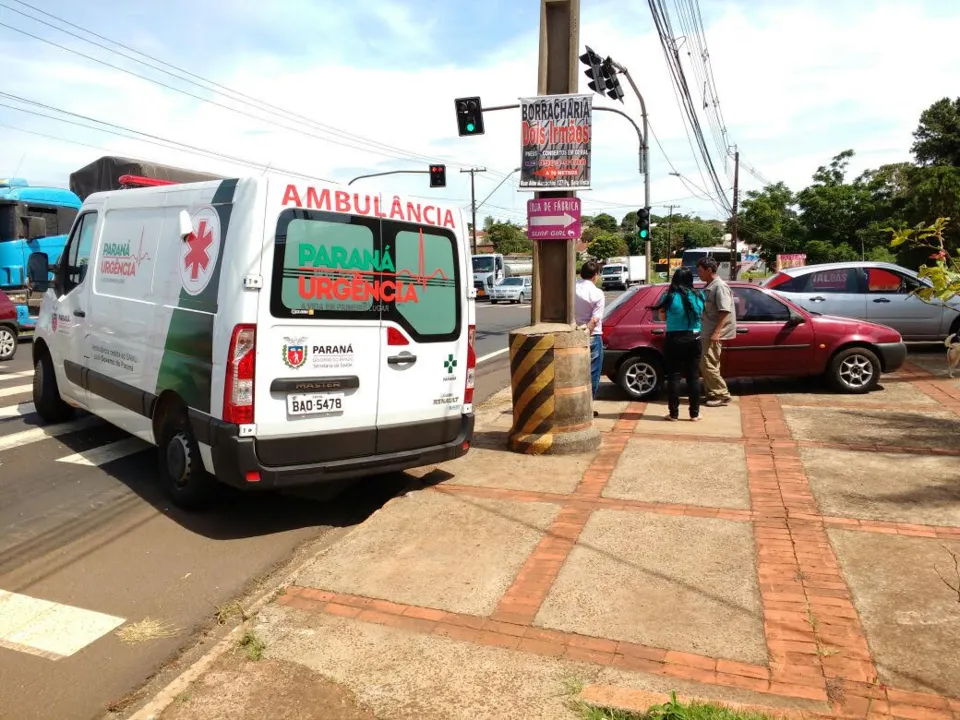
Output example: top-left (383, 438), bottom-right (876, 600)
top-left (29, 175), bottom-right (477, 508)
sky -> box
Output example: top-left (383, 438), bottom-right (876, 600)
top-left (0, 0), bottom-right (958, 226)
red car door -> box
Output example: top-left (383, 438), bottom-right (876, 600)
top-left (723, 286), bottom-right (815, 377)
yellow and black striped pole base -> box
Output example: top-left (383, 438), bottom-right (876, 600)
top-left (507, 324), bottom-right (602, 455)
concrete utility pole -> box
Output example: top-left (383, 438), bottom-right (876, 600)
top-left (507, 0), bottom-right (599, 456)
top-left (461, 167), bottom-right (486, 253)
top-left (730, 148), bottom-right (740, 280)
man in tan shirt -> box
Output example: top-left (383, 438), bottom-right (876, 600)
top-left (696, 257), bottom-right (736, 406)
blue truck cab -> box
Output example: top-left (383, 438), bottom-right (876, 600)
top-left (0, 178), bottom-right (82, 333)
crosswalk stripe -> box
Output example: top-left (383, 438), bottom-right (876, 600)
top-left (0, 590), bottom-right (125, 660)
top-left (57, 437), bottom-right (151, 466)
top-left (0, 402), bottom-right (35, 420)
top-left (0, 416), bottom-right (102, 453)
top-left (0, 370), bottom-right (33, 381)
top-left (0, 384), bottom-right (31, 399)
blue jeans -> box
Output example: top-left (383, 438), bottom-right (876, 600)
top-left (589, 334), bottom-right (603, 400)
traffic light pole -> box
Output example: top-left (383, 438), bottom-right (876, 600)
top-left (606, 60), bottom-right (652, 280)
top-left (347, 169), bottom-right (428, 185)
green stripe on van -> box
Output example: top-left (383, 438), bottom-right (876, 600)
top-left (155, 179), bottom-right (237, 411)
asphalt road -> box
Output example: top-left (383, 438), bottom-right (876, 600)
top-left (0, 300), bottom-right (543, 720)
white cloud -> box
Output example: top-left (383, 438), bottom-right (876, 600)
top-left (1, 0), bottom-right (958, 225)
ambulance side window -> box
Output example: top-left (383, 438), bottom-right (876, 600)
top-left (63, 211), bottom-right (98, 294)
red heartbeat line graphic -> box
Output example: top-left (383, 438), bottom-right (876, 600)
top-left (102, 229), bottom-right (151, 269)
top-left (296, 228), bottom-right (450, 289)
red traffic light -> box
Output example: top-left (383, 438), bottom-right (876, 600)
top-left (429, 164), bottom-right (446, 188)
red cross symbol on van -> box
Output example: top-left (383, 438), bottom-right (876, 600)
top-left (184, 220), bottom-right (214, 281)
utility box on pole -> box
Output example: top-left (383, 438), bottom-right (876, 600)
top-left (507, 0), bottom-right (600, 456)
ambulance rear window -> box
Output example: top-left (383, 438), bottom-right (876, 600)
top-left (271, 209), bottom-right (461, 342)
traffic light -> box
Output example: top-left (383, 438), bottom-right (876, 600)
top-left (600, 58), bottom-right (625, 102)
top-left (637, 208), bottom-right (650, 240)
top-left (455, 97), bottom-right (485, 136)
top-left (579, 46), bottom-right (605, 94)
top-left (429, 164), bottom-right (446, 188)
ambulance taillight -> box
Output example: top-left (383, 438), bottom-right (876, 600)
top-left (224, 324), bottom-right (257, 424)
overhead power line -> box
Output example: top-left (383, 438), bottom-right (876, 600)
top-left (0, 0), bottom-right (468, 170)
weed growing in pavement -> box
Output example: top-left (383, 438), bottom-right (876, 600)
top-left (214, 600), bottom-right (248, 626)
top-left (238, 630), bottom-right (266, 661)
top-left (576, 691), bottom-right (783, 719)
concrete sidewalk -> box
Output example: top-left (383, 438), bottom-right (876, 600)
top-left (145, 359), bottom-right (960, 720)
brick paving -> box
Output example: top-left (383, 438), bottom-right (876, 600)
top-left (278, 364), bottom-right (960, 720)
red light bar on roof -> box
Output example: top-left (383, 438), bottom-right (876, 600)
top-left (118, 174), bottom-right (177, 188)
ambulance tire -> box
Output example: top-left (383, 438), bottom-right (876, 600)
top-left (33, 351), bottom-right (73, 423)
top-left (159, 419), bottom-right (218, 510)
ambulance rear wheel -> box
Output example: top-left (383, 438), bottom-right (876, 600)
top-left (159, 419), bottom-right (218, 510)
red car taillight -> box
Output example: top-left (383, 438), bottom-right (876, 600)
top-left (464, 324), bottom-right (476, 407)
top-left (223, 324), bottom-right (256, 424)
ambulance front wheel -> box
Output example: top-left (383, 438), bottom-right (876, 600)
top-left (33, 350), bottom-right (74, 423)
top-left (159, 420), bottom-right (218, 510)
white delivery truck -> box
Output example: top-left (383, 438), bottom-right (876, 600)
top-left (30, 174), bottom-right (477, 508)
top-left (471, 252), bottom-right (504, 300)
top-left (600, 255), bottom-right (646, 290)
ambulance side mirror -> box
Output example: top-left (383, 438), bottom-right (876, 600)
top-left (178, 210), bottom-right (194, 239)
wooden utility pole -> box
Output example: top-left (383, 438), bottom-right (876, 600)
top-left (507, 0), bottom-right (599, 456)
top-left (461, 167), bottom-right (486, 254)
top-left (729, 149), bottom-right (740, 280)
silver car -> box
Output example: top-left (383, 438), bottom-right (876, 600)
top-left (765, 261), bottom-right (960, 341)
top-left (489, 276), bottom-right (532, 304)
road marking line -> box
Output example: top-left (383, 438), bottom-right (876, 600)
top-left (477, 347), bottom-right (510, 364)
top-left (0, 416), bottom-right (101, 453)
top-left (0, 370), bottom-right (33, 380)
top-left (57, 437), bottom-right (151, 466)
top-left (0, 402), bottom-right (35, 420)
top-left (0, 590), bottom-right (125, 660)
top-left (0, 383), bottom-right (31, 398)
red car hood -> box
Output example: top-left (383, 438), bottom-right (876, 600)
top-left (808, 313), bottom-right (902, 343)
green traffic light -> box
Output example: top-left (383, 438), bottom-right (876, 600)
top-left (466, 122), bottom-right (475, 132)
top-left (639, 230), bottom-right (648, 239)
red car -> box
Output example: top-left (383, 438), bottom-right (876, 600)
top-left (601, 281), bottom-right (907, 400)
top-left (0, 289), bottom-right (19, 362)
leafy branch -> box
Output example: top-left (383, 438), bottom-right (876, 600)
top-left (887, 217), bottom-right (960, 303)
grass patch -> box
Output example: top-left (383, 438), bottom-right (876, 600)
top-left (238, 630), bottom-right (266, 661)
top-left (115, 617), bottom-right (180, 645)
top-left (577, 692), bottom-right (782, 720)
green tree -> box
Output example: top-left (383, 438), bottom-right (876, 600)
top-left (592, 213), bottom-right (619, 233)
top-left (795, 150), bottom-right (875, 251)
top-left (620, 210), bottom-right (638, 233)
top-left (912, 97), bottom-right (960, 167)
top-left (487, 222), bottom-right (531, 255)
top-left (483, 215), bottom-right (495, 231)
top-left (588, 231), bottom-right (628, 261)
top-left (736, 182), bottom-right (805, 264)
